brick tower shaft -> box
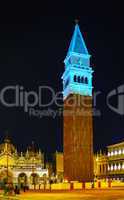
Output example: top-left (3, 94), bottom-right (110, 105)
top-left (64, 94), bottom-right (93, 182)
top-left (62, 23), bottom-right (94, 182)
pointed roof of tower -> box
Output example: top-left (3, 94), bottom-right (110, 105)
top-left (67, 23), bottom-right (89, 56)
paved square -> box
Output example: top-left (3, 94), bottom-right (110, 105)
top-left (1, 189), bottom-right (123, 200)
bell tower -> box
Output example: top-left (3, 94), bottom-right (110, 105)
top-left (62, 23), bottom-right (94, 182)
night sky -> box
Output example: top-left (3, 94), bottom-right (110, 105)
top-left (0, 2), bottom-right (123, 155)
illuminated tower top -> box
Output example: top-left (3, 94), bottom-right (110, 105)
top-left (62, 23), bottom-right (93, 99)
top-left (67, 23), bottom-right (89, 56)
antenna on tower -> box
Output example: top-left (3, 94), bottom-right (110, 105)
top-left (4, 130), bottom-right (10, 143)
top-left (75, 19), bottom-right (79, 24)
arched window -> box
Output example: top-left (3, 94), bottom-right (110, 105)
top-left (81, 76), bottom-right (84, 83)
top-left (74, 75), bottom-right (77, 82)
top-left (30, 173), bottom-right (39, 185)
top-left (18, 173), bottom-right (27, 187)
top-left (85, 77), bottom-right (88, 84)
top-left (78, 76), bottom-right (81, 83)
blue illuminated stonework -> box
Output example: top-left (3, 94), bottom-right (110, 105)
top-left (62, 24), bottom-right (93, 99)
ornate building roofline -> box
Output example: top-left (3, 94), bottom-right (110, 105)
top-left (107, 141), bottom-right (124, 148)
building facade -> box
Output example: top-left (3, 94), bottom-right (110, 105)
top-left (0, 137), bottom-right (48, 187)
top-left (107, 142), bottom-right (124, 180)
top-left (94, 141), bottom-right (124, 180)
top-left (94, 151), bottom-right (108, 180)
top-left (1, 136), bottom-right (123, 184)
top-left (62, 23), bottom-right (94, 182)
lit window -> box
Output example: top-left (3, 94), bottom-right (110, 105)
top-left (108, 152), bottom-right (110, 157)
top-left (119, 149), bottom-right (121, 155)
top-left (114, 164), bottom-right (117, 171)
top-left (111, 151), bottom-right (113, 156)
top-left (114, 150), bottom-right (117, 155)
top-left (122, 163), bottom-right (124, 169)
top-left (118, 164), bottom-right (121, 170)
top-left (123, 149), bottom-right (124, 154)
top-left (111, 165), bottom-right (113, 171)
